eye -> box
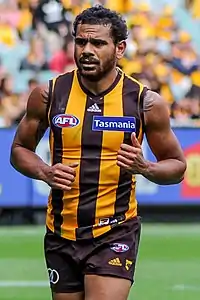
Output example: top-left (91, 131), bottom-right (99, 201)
top-left (75, 38), bottom-right (87, 46)
top-left (92, 40), bottom-right (106, 47)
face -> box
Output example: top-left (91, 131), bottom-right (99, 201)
top-left (74, 24), bottom-right (126, 82)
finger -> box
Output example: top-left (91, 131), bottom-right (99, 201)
top-left (131, 132), bottom-right (141, 148)
top-left (56, 164), bottom-right (77, 175)
top-left (116, 161), bottom-right (136, 174)
top-left (120, 144), bottom-right (141, 153)
top-left (117, 155), bottom-right (133, 166)
top-left (54, 171), bottom-right (75, 182)
top-left (54, 177), bottom-right (74, 187)
top-left (118, 149), bottom-right (137, 160)
top-left (68, 162), bottom-right (79, 168)
top-left (117, 161), bottom-right (131, 170)
top-left (51, 184), bottom-right (72, 191)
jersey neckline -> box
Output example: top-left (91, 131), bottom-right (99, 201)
top-left (76, 68), bottom-right (122, 98)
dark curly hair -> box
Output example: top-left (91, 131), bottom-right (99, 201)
top-left (72, 5), bottom-right (128, 44)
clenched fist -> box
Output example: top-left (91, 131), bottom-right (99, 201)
top-left (43, 163), bottom-right (78, 191)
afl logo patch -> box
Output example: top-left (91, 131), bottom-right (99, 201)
top-left (52, 114), bottom-right (80, 128)
top-left (110, 243), bottom-right (129, 253)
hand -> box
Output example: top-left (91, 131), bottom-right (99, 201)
top-left (43, 163), bottom-right (78, 191)
top-left (117, 133), bottom-right (149, 175)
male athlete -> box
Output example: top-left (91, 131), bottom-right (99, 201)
top-left (10, 5), bottom-right (186, 300)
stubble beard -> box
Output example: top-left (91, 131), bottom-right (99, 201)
top-left (75, 55), bottom-right (116, 82)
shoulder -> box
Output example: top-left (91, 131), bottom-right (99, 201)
top-left (143, 90), bottom-right (168, 112)
top-left (143, 90), bottom-right (170, 129)
top-left (123, 72), bottom-right (144, 88)
top-left (54, 69), bottom-right (75, 80)
top-left (122, 72), bottom-right (146, 98)
top-left (26, 87), bottom-right (49, 119)
top-left (52, 70), bottom-right (75, 88)
top-left (28, 86), bottom-right (47, 102)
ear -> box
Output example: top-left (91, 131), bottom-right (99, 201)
top-left (116, 40), bottom-right (126, 60)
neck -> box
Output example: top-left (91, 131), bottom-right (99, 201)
top-left (80, 68), bottom-right (118, 95)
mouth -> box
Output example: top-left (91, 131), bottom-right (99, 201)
top-left (79, 59), bottom-right (99, 69)
top-left (82, 63), bottom-right (96, 68)
top-left (81, 64), bottom-right (98, 71)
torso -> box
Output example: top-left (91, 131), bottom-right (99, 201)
top-left (46, 69), bottom-right (146, 240)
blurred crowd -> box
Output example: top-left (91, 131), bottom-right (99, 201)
top-left (0, 0), bottom-right (200, 128)
top-left (186, 0), bottom-right (200, 19)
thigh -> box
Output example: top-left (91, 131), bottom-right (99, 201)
top-left (84, 217), bottom-right (141, 286)
top-left (44, 228), bottom-right (84, 294)
top-left (84, 274), bottom-right (131, 300)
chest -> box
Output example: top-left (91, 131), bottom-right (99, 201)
top-left (49, 85), bottom-right (140, 152)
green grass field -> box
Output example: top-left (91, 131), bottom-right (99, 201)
top-left (0, 224), bottom-right (199, 300)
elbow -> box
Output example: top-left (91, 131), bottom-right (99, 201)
top-left (10, 144), bottom-right (17, 170)
top-left (10, 147), bottom-right (15, 168)
top-left (10, 155), bottom-right (15, 169)
top-left (174, 175), bottom-right (185, 184)
top-left (174, 160), bottom-right (187, 184)
top-left (163, 159), bottom-right (187, 185)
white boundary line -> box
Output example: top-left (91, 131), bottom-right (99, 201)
top-left (0, 228), bottom-right (45, 236)
top-left (1, 281), bottom-right (200, 291)
top-left (172, 284), bottom-right (200, 291)
top-left (0, 281), bottom-right (49, 287)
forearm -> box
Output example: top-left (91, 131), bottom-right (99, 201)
top-left (10, 146), bottom-right (50, 181)
top-left (142, 159), bottom-right (186, 185)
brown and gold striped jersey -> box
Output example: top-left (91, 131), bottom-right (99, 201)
top-left (46, 68), bottom-right (147, 241)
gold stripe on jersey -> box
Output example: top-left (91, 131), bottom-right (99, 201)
top-left (60, 71), bottom-right (87, 240)
top-left (93, 74), bottom-right (124, 238)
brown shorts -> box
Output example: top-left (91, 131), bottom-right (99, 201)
top-left (44, 217), bottom-right (141, 293)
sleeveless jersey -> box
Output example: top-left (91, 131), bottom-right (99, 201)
top-left (46, 68), bottom-right (146, 240)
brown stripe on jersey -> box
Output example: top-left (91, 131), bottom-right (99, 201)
top-left (125, 77), bottom-right (144, 220)
top-left (76, 96), bottom-right (104, 239)
top-left (47, 78), bottom-right (57, 125)
top-left (114, 75), bottom-right (142, 220)
top-left (49, 72), bottom-right (74, 236)
top-left (138, 86), bottom-right (148, 143)
top-left (45, 79), bottom-right (52, 124)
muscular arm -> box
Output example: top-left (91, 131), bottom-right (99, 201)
top-left (10, 87), bottom-right (77, 191)
top-left (10, 87), bottom-right (50, 181)
top-left (142, 90), bottom-right (187, 185)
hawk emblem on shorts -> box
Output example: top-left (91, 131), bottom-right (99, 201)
top-left (125, 259), bottom-right (133, 271)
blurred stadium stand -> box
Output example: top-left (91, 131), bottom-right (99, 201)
top-left (0, 0), bottom-right (199, 127)
top-left (0, 0), bottom-right (199, 224)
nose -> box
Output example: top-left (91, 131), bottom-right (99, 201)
top-left (82, 42), bottom-right (95, 56)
